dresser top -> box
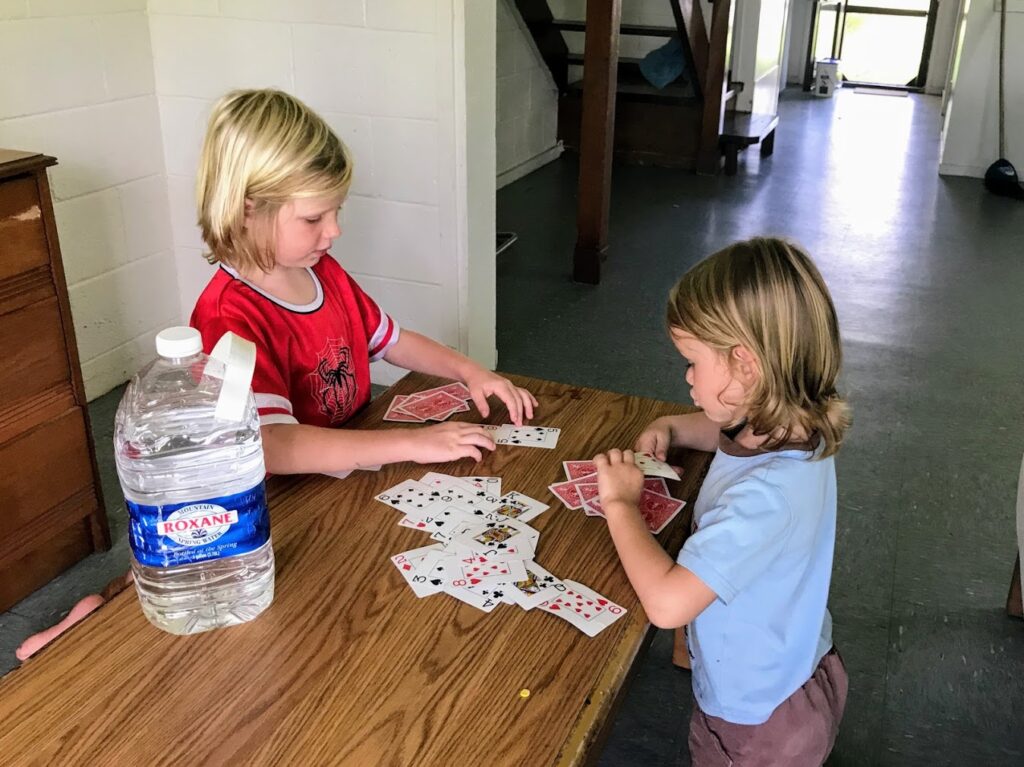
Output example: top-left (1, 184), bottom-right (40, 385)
top-left (0, 150), bottom-right (57, 179)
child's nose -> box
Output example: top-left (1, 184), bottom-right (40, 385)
top-left (685, 368), bottom-right (694, 385)
top-left (323, 217), bottom-right (341, 239)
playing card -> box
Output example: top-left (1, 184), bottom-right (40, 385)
top-left (399, 503), bottom-right (481, 542)
top-left (539, 580), bottom-right (627, 637)
top-left (390, 544), bottom-right (447, 597)
top-left (427, 401), bottom-right (471, 421)
top-left (411, 382), bottom-right (472, 402)
top-left (492, 491), bottom-right (549, 523)
top-left (506, 561), bottom-right (568, 610)
top-left (634, 452), bottom-right (681, 480)
top-left (459, 476), bottom-right (503, 496)
top-left (450, 518), bottom-right (539, 560)
top-left (444, 555), bottom-right (528, 587)
top-left (443, 581), bottom-right (506, 612)
top-left (375, 479), bottom-right (437, 515)
top-left (548, 478), bottom-right (586, 509)
top-left (575, 482), bottom-right (601, 506)
top-left (563, 461), bottom-right (597, 480)
top-left (581, 490), bottom-right (685, 533)
top-left (549, 477), bottom-right (602, 510)
top-left (384, 394), bottom-right (427, 423)
top-left (483, 424), bottom-right (561, 449)
top-left (644, 477), bottom-right (671, 495)
top-left (397, 390), bottom-right (466, 420)
top-left (421, 480), bottom-right (502, 512)
top-left (637, 491), bottom-right (687, 534)
top-left (419, 472), bottom-right (502, 499)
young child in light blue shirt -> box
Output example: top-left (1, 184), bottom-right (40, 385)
top-left (594, 237), bottom-right (851, 766)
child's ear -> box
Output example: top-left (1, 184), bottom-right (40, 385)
top-left (730, 345), bottom-right (760, 387)
top-left (243, 197), bottom-right (255, 222)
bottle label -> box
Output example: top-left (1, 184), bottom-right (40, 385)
top-left (126, 483), bottom-right (270, 567)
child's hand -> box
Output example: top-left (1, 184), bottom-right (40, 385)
top-left (409, 422), bottom-right (497, 464)
top-left (634, 417), bottom-right (673, 461)
top-left (593, 449), bottom-right (645, 511)
top-left (463, 370), bottom-right (538, 426)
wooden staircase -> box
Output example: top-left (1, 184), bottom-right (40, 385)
top-left (514, 0), bottom-right (779, 283)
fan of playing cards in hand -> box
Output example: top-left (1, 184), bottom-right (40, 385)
top-left (548, 454), bottom-right (687, 534)
top-left (380, 472), bottom-right (625, 636)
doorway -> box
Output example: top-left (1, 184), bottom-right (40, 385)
top-left (804, 0), bottom-right (939, 89)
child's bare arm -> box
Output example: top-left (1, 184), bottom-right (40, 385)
top-left (635, 412), bottom-right (720, 458)
top-left (604, 501), bottom-right (716, 628)
top-left (383, 330), bottom-right (537, 425)
top-left (595, 449), bottom-right (716, 628)
top-left (261, 421), bottom-right (495, 475)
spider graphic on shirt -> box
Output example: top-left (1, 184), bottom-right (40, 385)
top-left (310, 340), bottom-right (358, 423)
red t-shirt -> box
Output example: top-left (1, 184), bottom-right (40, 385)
top-left (190, 256), bottom-right (399, 429)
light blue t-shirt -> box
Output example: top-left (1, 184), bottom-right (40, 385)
top-left (677, 431), bottom-right (836, 725)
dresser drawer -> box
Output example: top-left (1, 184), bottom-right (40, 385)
top-left (0, 408), bottom-right (95, 541)
top-left (0, 296), bottom-right (71, 401)
top-left (0, 174), bottom-right (51, 278)
top-left (0, 174), bottom-right (55, 314)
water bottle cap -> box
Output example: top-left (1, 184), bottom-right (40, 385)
top-left (156, 327), bottom-right (202, 358)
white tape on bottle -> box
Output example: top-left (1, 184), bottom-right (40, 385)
top-left (208, 332), bottom-right (257, 423)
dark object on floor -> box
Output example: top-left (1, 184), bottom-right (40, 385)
top-left (985, 159), bottom-right (1024, 200)
top-left (985, 0), bottom-right (1023, 200)
top-left (496, 231), bottom-right (518, 256)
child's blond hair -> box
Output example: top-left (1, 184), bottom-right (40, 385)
top-left (196, 89), bottom-right (353, 272)
top-left (667, 237), bottom-right (851, 457)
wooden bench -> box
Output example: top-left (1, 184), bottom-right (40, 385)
top-left (720, 112), bottom-right (779, 175)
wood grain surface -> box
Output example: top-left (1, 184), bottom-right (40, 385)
top-left (0, 373), bottom-right (711, 767)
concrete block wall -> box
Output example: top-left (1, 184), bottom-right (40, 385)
top-left (496, 0), bottom-right (560, 186)
top-left (150, 1), bottom-right (470, 386)
top-left (0, 0), bottom-right (178, 400)
top-left (0, 0), bottom-right (491, 396)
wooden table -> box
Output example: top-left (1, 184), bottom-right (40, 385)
top-left (0, 373), bottom-right (712, 766)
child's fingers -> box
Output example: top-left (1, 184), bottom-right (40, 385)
top-left (457, 446), bottom-right (484, 462)
top-left (470, 390), bottom-right (490, 419)
top-left (462, 430), bottom-right (496, 452)
top-left (519, 388), bottom-right (536, 421)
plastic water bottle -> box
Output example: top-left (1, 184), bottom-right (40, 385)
top-left (114, 327), bottom-right (274, 635)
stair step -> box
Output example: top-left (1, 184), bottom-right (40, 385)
top-left (566, 53), bottom-right (644, 67)
top-left (567, 75), bottom-right (696, 104)
top-left (551, 19), bottom-right (677, 37)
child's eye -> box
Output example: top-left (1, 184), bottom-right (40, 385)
top-left (304, 216), bottom-right (322, 223)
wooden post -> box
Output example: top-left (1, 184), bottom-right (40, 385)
top-left (696, 0), bottom-right (732, 175)
top-left (573, 0), bottom-right (621, 285)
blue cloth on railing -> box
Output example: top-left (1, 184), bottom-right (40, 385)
top-left (639, 37), bottom-right (687, 89)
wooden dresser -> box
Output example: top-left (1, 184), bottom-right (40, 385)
top-left (0, 149), bottom-right (110, 612)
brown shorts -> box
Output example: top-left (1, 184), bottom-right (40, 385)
top-left (688, 647), bottom-right (849, 767)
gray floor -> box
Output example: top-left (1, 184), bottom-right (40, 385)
top-left (2, 88), bottom-right (1023, 765)
top-left (495, 89), bottom-right (1024, 765)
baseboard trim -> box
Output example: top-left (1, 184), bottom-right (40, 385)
top-left (497, 144), bottom-right (564, 189)
top-left (938, 162), bottom-right (987, 179)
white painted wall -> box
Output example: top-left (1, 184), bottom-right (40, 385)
top-left (0, 0), bottom-right (178, 400)
top-left (940, 1), bottom-right (1023, 177)
top-left (0, 0), bottom-right (492, 397)
top-left (496, 0), bottom-right (561, 188)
